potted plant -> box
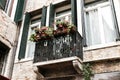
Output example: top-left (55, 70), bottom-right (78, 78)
top-left (29, 21), bottom-right (76, 42)
top-left (30, 26), bottom-right (54, 42)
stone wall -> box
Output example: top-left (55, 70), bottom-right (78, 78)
top-left (83, 42), bottom-right (120, 74)
top-left (25, 0), bottom-right (65, 12)
top-left (0, 9), bottom-right (17, 47)
top-left (0, 9), bottom-right (17, 78)
top-left (12, 60), bottom-right (40, 80)
top-left (84, 42), bottom-right (120, 62)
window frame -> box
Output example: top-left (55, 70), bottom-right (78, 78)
top-left (84, 1), bottom-right (118, 47)
top-left (25, 18), bottom-right (41, 59)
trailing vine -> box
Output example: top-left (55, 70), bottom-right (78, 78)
top-left (83, 63), bottom-right (92, 80)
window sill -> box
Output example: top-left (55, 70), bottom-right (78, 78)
top-left (83, 41), bottom-right (120, 51)
top-left (15, 58), bottom-right (33, 63)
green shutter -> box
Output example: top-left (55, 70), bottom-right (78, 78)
top-left (71, 0), bottom-right (77, 27)
top-left (0, 0), bottom-right (6, 10)
top-left (49, 3), bottom-right (55, 27)
top-left (18, 12), bottom-right (31, 59)
top-left (14, 0), bottom-right (25, 22)
top-left (41, 6), bottom-right (47, 26)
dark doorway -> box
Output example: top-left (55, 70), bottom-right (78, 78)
top-left (0, 41), bottom-right (10, 74)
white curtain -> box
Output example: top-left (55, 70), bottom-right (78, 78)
top-left (101, 5), bottom-right (117, 43)
top-left (85, 9), bottom-right (101, 46)
top-left (85, 4), bottom-right (117, 46)
top-left (27, 27), bottom-right (36, 58)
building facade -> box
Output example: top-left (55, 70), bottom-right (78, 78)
top-left (0, 0), bottom-right (19, 79)
top-left (11, 0), bottom-right (120, 80)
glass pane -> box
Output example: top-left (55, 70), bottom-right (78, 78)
top-left (85, 9), bottom-right (101, 46)
top-left (85, 3), bottom-right (117, 46)
top-left (27, 24), bottom-right (40, 58)
top-left (56, 10), bottom-right (71, 24)
top-left (101, 5), bottom-right (117, 43)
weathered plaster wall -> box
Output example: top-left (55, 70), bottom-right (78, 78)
top-left (0, 9), bottom-right (17, 47)
top-left (83, 43), bottom-right (120, 74)
top-left (90, 59), bottom-right (120, 74)
top-left (25, 0), bottom-right (65, 12)
top-left (12, 60), bottom-right (38, 80)
top-left (84, 43), bottom-right (120, 62)
top-left (0, 9), bottom-right (17, 78)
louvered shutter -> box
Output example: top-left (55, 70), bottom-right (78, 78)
top-left (49, 3), bottom-right (55, 27)
top-left (18, 13), bottom-right (31, 59)
top-left (14, 0), bottom-right (25, 22)
top-left (41, 6), bottom-right (47, 26)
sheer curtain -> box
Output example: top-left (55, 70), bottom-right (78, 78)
top-left (85, 9), bottom-right (101, 46)
top-left (101, 5), bottom-right (117, 43)
top-left (27, 27), bottom-right (36, 58)
top-left (85, 3), bottom-right (117, 46)
top-left (26, 23), bottom-right (41, 58)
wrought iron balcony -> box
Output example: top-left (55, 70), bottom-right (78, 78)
top-left (33, 32), bottom-right (83, 63)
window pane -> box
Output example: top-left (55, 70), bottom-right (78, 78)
top-left (85, 2), bottom-right (117, 46)
top-left (27, 25), bottom-right (38, 58)
top-left (0, 0), bottom-right (7, 10)
top-left (101, 5), bottom-right (117, 43)
top-left (85, 9), bottom-right (101, 46)
top-left (26, 20), bottom-right (41, 58)
top-left (56, 10), bottom-right (71, 23)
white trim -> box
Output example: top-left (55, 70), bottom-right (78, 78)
top-left (46, 6), bottom-right (50, 26)
top-left (84, 1), bottom-right (116, 46)
top-left (85, 2), bottom-right (110, 12)
top-left (15, 14), bottom-right (25, 62)
top-left (55, 12), bottom-right (71, 20)
top-left (14, 58), bottom-right (33, 64)
top-left (113, 0), bottom-right (120, 32)
top-left (84, 41), bottom-right (120, 51)
top-left (6, 0), bottom-right (12, 14)
top-left (11, 0), bottom-right (18, 21)
top-left (52, 0), bottom-right (66, 5)
top-left (77, 0), bottom-right (83, 36)
top-left (25, 22), bottom-right (41, 59)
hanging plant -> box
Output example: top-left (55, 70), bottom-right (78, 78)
top-left (29, 21), bottom-right (76, 42)
top-left (54, 21), bottom-right (76, 37)
top-left (29, 26), bottom-right (54, 42)
top-left (82, 63), bottom-right (93, 80)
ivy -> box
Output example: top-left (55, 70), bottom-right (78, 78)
top-left (83, 63), bottom-right (92, 80)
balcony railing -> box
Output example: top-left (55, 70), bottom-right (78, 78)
top-left (33, 32), bottom-right (83, 63)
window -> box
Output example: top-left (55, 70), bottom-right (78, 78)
top-left (54, 2), bottom-right (71, 24)
top-left (55, 10), bottom-right (71, 23)
top-left (84, 0), bottom-right (117, 46)
top-left (0, 42), bottom-right (9, 75)
top-left (25, 17), bottom-right (41, 59)
top-left (0, 0), bottom-right (7, 10)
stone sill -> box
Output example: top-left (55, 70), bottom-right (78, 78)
top-left (33, 56), bottom-right (82, 66)
top-left (14, 58), bottom-right (33, 64)
top-left (83, 57), bottom-right (120, 63)
top-left (83, 41), bottom-right (120, 52)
